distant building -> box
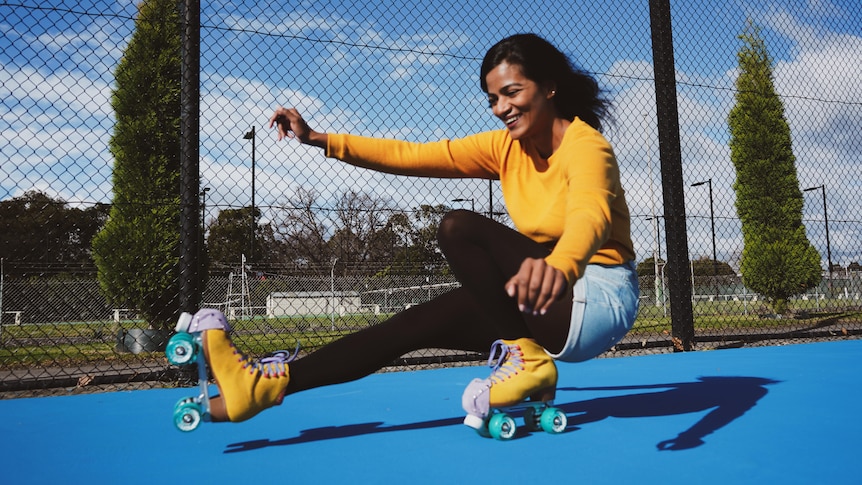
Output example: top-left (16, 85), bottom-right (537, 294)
top-left (266, 291), bottom-right (363, 318)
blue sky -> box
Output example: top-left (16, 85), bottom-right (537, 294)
top-left (1, 0), bottom-right (861, 268)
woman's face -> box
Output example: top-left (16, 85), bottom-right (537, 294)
top-left (484, 61), bottom-right (556, 143)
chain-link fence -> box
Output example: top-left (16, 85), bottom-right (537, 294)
top-left (2, 0), bottom-right (861, 395)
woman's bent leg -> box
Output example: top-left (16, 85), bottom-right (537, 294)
top-left (436, 210), bottom-right (572, 352)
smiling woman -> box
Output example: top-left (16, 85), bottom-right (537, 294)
top-left (3, 0), bottom-right (861, 414)
top-left (181, 33), bottom-right (640, 435)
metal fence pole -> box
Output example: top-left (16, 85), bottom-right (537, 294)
top-left (179, 0), bottom-right (202, 313)
top-left (649, 0), bottom-right (695, 351)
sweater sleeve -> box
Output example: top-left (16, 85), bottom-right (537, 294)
top-left (543, 129), bottom-right (621, 286)
top-left (326, 132), bottom-right (503, 179)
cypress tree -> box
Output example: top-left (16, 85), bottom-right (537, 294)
top-left (92, 0), bottom-right (181, 330)
top-left (728, 22), bottom-right (821, 314)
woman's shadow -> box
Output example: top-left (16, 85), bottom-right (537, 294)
top-left (558, 376), bottom-right (780, 450)
top-left (224, 375), bottom-right (778, 453)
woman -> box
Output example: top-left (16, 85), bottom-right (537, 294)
top-left (195, 33), bottom-right (639, 427)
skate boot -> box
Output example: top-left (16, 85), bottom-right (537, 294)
top-left (198, 311), bottom-right (295, 422)
top-left (462, 338), bottom-right (557, 430)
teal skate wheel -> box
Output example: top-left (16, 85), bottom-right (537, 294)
top-left (173, 398), bottom-right (202, 432)
top-left (540, 407), bottom-right (567, 434)
top-left (488, 413), bottom-right (517, 440)
top-left (165, 332), bottom-right (197, 365)
top-left (522, 406), bottom-right (541, 431)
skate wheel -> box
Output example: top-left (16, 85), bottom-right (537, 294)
top-left (488, 413), bottom-right (516, 440)
top-left (173, 398), bottom-right (202, 432)
top-left (540, 407), bottom-right (567, 434)
top-left (522, 406), bottom-right (541, 431)
top-left (165, 332), bottom-right (197, 365)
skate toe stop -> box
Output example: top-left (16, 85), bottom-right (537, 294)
top-left (463, 414), bottom-right (485, 429)
top-left (175, 312), bottom-right (193, 332)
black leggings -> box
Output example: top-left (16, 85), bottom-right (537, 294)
top-left (286, 210), bottom-right (573, 395)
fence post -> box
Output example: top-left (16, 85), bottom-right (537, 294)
top-left (179, 0), bottom-right (202, 314)
top-left (0, 258), bottom-right (3, 338)
top-left (649, 0), bottom-right (695, 351)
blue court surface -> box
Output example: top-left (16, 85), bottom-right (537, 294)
top-left (2, 340), bottom-right (860, 484)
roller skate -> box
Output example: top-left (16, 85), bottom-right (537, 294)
top-left (165, 309), bottom-right (296, 431)
top-left (462, 338), bottom-right (566, 440)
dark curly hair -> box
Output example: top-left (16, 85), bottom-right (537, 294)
top-left (480, 33), bottom-right (610, 132)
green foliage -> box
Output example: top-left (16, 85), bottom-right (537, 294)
top-left (636, 257), bottom-right (665, 277)
top-left (0, 191), bottom-right (108, 267)
top-left (409, 204), bottom-right (449, 273)
top-left (728, 22), bottom-right (821, 313)
top-left (739, 227), bottom-right (822, 314)
top-left (207, 207), bottom-right (279, 266)
top-left (637, 256), bottom-right (734, 278)
top-left (91, 0), bottom-right (182, 330)
top-left (690, 257), bottom-right (736, 277)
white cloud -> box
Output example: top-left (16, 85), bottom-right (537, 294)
top-left (2, 0), bottom-right (859, 266)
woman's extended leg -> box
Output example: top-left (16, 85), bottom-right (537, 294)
top-left (202, 210), bottom-right (573, 422)
top-left (286, 288), bottom-right (498, 394)
top-left (202, 288), bottom-right (496, 421)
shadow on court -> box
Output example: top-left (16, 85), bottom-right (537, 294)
top-left (559, 376), bottom-right (780, 450)
top-left (224, 375), bottom-right (778, 454)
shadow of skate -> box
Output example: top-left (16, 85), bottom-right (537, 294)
top-left (224, 375), bottom-right (779, 453)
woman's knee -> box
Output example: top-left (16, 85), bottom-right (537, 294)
top-left (437, 209), bottom-right (475, 247)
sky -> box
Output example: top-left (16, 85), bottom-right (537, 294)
top-left (1, 0), bottom-right (861, 269)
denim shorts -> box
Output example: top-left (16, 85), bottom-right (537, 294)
top-left (547, 261), bottom-right (640, 363)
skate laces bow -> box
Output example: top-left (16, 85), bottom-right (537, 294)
top-left (487, 339), bottom-right (525, 384)
top-left (239, 342), bottom-right (300, 377)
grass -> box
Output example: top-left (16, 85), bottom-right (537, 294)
top-left (1, 308), bottom-right (860, 370)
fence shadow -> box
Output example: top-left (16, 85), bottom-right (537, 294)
top-left (224, 375), bottom-right (778, 453)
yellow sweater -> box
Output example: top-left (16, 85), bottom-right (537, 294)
top-left (326, 118), bottom-right (635, 286)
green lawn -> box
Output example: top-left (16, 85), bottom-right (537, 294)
top-left (1, 309), bottom-right (859, 369)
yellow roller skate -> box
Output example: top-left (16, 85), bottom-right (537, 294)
top-left (462, 338), bottom-right (566, 440)
top-left (165, 309), bottom-right (295, 431)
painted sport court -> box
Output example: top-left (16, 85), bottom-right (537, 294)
top-left (1, 339), bottom-right (859, 484)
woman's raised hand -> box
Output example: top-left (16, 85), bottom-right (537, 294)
top-left (268, 106), bottom-right (326, 148)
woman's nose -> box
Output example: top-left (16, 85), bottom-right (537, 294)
top-left (492, 98), bottom-right (510, 117)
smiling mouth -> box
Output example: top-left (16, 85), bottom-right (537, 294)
top-left (504, 114), bottom-right (521, 127)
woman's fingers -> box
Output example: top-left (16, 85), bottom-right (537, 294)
top-left (268, 107), bottom-right (308, 141)
top-left (505, 258), bottom-right (566, 315)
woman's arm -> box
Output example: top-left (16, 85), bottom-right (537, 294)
top-left (268, 106), bottom-right (502, 179)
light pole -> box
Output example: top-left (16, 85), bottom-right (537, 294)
top-left (330, 257), bottom-right (338, 331)
top-left (691, 179), bottom-right (717, 278)
top-left (644, 113), bottom-right (662, 306)
top-left (452, 198), bottom-right (475, 212)
top-left (243, 126), bottom-right (256, 265)
top-left (804, 184), bottom-right (832, 285)
top-left (199, 187), bottom-right (210, 230)
top-left (199, 187), bottom-right (210, 276)
top-left (488, 180), bottom-right (494, 219)
top-left (646, 216), bottom-right (664, 310)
